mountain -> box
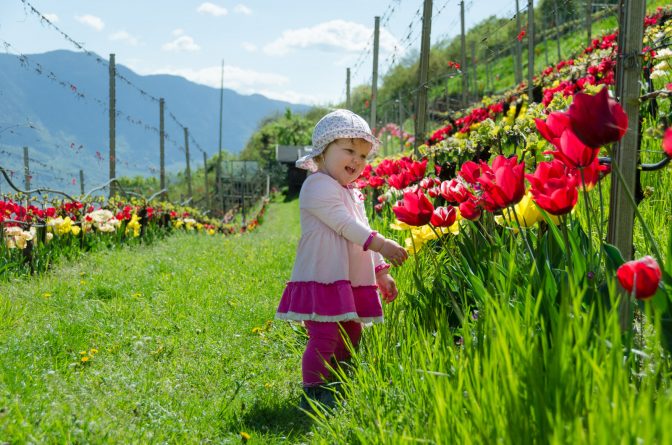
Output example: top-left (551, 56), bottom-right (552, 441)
top-left (0, 50), bottom-right (310, 195)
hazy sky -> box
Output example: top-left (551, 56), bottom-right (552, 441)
top-left (2, 0), bottom-right (517, 105)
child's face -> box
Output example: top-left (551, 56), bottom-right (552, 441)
top-left (319, 138), bottom-right (372, 186)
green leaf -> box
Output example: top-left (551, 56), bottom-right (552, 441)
top-left (651, 287), bottom-right (669, 313)
top-left (603, 242), bottom-right (626, 272)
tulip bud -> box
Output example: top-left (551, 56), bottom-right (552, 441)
top-left (616, 256), bottom-right (662, 300)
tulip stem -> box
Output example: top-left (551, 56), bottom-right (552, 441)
top-left (476, 219), bottom-right (494, 245)
top-left (425, 224), bottom-right (465, 324)
top-left (509, 204), bottom-right (536, 261)
top-left (410, 229), bottom-right (420, 276)
top-left (610, 162), bottom-right (663, 264)
top-left (596, 177), bottom-right (606, 281)
top-left (560, 215), bottom-right (575, 281)
top-left (428, 224), bottom-right (449, 253)
top-left (580, 168), bottom-right (595, 280)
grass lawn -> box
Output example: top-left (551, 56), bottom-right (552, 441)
top-left (0, 197), bottom-right (320, 443)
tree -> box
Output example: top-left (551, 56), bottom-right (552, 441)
top-left (239, 107), bottom-right (326, 169)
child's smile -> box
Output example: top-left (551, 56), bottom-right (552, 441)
top-left (318, 138), bottom-right (373, 186)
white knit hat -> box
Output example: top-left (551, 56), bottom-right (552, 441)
top-left (296, 109), bottom-right (381, 172)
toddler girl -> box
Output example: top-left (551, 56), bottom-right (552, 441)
top-left (275, 109), bottom-right (408, 408)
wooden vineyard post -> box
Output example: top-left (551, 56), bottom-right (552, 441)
top-left (371, 16), bottom-right (380, 132)
top-left (586, 0), bottom-right (593, 48)
top-left (160, 97), bottom-right (166, 201)
top-left (515, 0), bottom-right (523, 85)
top-left (109, 53), bottom-right (116, 198)
top-left (415, 0), bottom-right (433, 154)
top-left (554, 5), bottom-right (562, 61)
top-left (543, 16), bottom-right (549, 66)
top-left (218, 60), bottom-right (225, 213)
top-left (203, 151), bottom-right (210, 209)
top-left (460, 0), bottom-right (468, 107)
top-left (398, 94), bottom-right (404, 152)
top-left (23, 146), bottom-right (30, 192)
top-left (527, 0), bottom-right (535, 103)
top-left (241, 162), bottom-right (247, 225)
top-left (383, 109), bottom-right (389, 156)
top-left (346, 67), bottom-right (351, 110)
top-left (471, 41), bottom-right (477, 100)
top-left (217, 159), bottom-right (223, 213)
top-left (184, 127), bottom-right (192, 199)
top-left (607, 0), bottom-right (646, 331)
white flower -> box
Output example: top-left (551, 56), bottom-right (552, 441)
top-left (3, 226), bottom-right (33, 249)
top-left (83, 209), bottom-right (121, 232)
top-left (97, 223), bottom-right (116, 233)
top-left (650, 69), bottom-right (668, 79)
top-left (654, 48), bottom-right (672, 60)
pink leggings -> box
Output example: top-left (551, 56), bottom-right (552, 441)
top-left (302, 321), bottom-right (362, 386)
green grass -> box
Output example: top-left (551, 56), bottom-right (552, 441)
top-left (0, 197), bottom-right (313, 443)
top-left (2, 183), bottom-right (671, 443)
top-left (307, 175), bottom-right (672, 443)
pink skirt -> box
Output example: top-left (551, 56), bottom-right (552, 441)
top-left (276, 280), bottom-right (383, 324)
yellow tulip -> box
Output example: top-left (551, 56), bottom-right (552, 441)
top-left (495, 192), bottom-right (560, 232)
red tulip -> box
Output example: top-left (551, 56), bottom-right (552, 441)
top-left (367, 175), bottom-right (385, 188)
top-left (571, 157), bottom-right (610, 191)
top-left (459, 199), bottom-right (481, 221)
top-left (567, 87), bottom-right (628, 148)
top-left (409, 158), bottom-right (428, 181)
top-left (535, 112), bottom-right (571, 150)
top-left (428, 186), bottom-right (441, 198)
top-left (526, 160), bottom-right (579, 215)
top-left (439, 178), bottom-right (470, 204)
top-left (387, 172), bottom-right (413, 190)
top-left (546, 129), bottom-right (600, 168)
top-left (419, 177), bottom-right (434, 190)
top-left (392, 188), bottom-right (434, 226)
top-left (663, 128), bottom-right (672, 158)
top-left (375, 159), bottom-right (398, 177)
top-left (616, 256), bottom-right (662, 300)
top-left (430, 206), bottom-right (457, 228)
top-left (459, 161), bottom-right (483, 185)
top-left (477, 155), bottom-right (526, 210)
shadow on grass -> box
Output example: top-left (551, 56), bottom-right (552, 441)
top-left (282, 193), bottom-right (299, 203)
top-left (239, 400), bottom-right (314, 438)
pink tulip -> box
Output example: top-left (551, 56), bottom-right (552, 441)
top-left (430, 206), bottom-right (457, 228)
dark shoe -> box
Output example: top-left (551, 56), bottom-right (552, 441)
top-left (299, 385), bottom-right (338, 411)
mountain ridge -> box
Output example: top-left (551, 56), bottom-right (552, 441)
top-left (0, 49), bottom-right (310, 194)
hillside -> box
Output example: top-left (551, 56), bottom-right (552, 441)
top-left (0, 50), bottom-right (310, 194)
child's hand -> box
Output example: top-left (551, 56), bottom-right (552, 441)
top-left (376, 272), bottom-right (398, 303)
top-left (380, 239), bottom-right (408, 267)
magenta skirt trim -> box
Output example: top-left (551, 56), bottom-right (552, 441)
top-left (276, 280), bottom-right (383, 323)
